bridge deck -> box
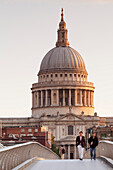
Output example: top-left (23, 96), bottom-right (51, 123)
top-left (25, 159), bottom-right (112, 170)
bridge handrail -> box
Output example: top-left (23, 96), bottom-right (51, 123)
top-left (0, 141), bottom-right (56, 154)
top-left (99, 140), bottom-right (113, 144)
top-left (0, 141), bottom-right (59, 170)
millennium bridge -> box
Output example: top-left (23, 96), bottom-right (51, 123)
top-left (0, 141), bottom-right (113, 170)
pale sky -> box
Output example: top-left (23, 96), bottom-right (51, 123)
top-left (0, 0), bottom-right (113, 117)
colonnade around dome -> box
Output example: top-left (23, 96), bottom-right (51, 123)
top-left (32, 88), bottom-right (94, 109)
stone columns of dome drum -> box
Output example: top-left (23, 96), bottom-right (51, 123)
top-left (84, 90), bottom-right (86, 106)
top-left (69, 89), bottom-right (71, 106)
top-left (37, 91), bottom-right (39, 107)
top-left (90, 91), bottom-right (94, 107)
top-left (41, 91), bottom-right (43, 107)
top-left (36, 89), bottom-right (93, 108)
top-left (90, 91), bottom-right (92, 106)
top-left (63, 89), bottom-right (65, 106)
top-left (32, 92), bottom-right (34, 108)
top-left (57, 89), bottom-right (59, 106)
top-left (51, 90), bottom-right (53, 106)
top-left (92, 92), bottom-right (94, 107)
top-left (80, 90), bottom-right (82, 106)
top-left (88, 91), bottom-right (90, 106)
top-left (45, 90), bottom-right (48, 106)
top-left (75, 89), bottom-right (77, 106)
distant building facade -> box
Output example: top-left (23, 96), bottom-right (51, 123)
top-left (2, 126), bottom-right (51, 148)
top-left (92, 126), bottom-right (113, 142)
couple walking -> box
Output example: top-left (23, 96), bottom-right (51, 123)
top-left (76, 131), bottom-right (98, 160)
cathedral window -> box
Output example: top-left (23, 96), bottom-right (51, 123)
top-left (60, 74), bottom-right (63, 77)
top-left (68, 125), bottom-right (73, 135)
top-left (78, 74), bottom-right (80, 77)
top-left (65, 74), bottom-right (67, 77)
top-left (47, 75), bottom-right (49, 78)
top-left (55, 74), bottom-right (58, 77)
top-left (51, 74), bottom-right (53, 78)
top-left (74, 74), bottom-right (76, 77)
top-left (70, 74), bottom-right (72, 77)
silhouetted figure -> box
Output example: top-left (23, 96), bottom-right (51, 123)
top-left (59, 145), bottom-right (65, 159)
top-left (88, 132), bottom-right (98, 160)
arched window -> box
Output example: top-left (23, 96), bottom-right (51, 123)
top-left (68, 125), bottom-right (73, 135)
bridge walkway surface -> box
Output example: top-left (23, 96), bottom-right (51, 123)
top-left (24, 159), bottom-right (112, 170)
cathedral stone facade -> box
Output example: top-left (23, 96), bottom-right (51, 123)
top-left (31, 9), bottom-right (95, 118)
top-left (1, 9), bottom-right (113, 159)
top-left (30, 9), bottom-right (97, 158)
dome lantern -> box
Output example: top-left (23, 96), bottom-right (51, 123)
top-left (56, 8), bottom-right (69, 47)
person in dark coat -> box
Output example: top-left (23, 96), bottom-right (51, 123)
top-left (88, 131), bottom-right (98, 160)
top-left (76, 131), bottom-right (86, 160)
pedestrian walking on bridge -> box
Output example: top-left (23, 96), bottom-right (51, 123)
top-left (76, 131), bottom-right (86, 160)
top-left (88, 131), bottom-right (98, 160)
top-left (59, 145), bottom-right (65, 159)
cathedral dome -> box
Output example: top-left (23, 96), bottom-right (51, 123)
top-left (38, 8), bottom-right (87, 75)
top-left (39, 46), bottom-right (87, 74)
top-left (32, 9), bottom-right (95, 119)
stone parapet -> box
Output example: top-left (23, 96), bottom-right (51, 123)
top-left (32, 81), bottom-right (94, 90)
top-left (32, 106), bottom-right (95, 118)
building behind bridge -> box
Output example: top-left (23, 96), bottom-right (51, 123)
top-left (0, 9), bottom-right (113, 159)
